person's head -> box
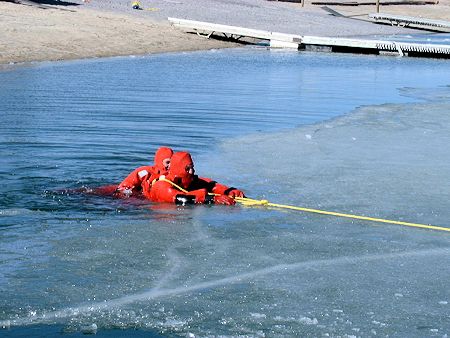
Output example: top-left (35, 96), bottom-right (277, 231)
top-left (167, 151), bottom-right (195, 188)
top-left (154, 147), bottom-right (173, 172)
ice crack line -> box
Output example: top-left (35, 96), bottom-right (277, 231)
top-left (2, 247), bottom-right (449, 328)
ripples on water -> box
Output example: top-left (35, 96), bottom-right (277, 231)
top-left (1, 48), bottom-right (450, 337)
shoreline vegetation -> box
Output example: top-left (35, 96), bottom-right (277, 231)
top-left (0, 0), bottom-right (449, 65)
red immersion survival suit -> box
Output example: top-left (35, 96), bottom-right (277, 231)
top-left (117, 146), bottom-right (173, 197)
top-left (148, 151), bottom-right (245, 205)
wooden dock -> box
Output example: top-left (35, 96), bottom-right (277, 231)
top-left (168, 17), bottom-right (450, 58)
top-left (368, 13), bottom-right (450, 30)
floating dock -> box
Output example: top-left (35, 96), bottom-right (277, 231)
top-left (368, 13), bottom-right (450, 30)
top-left (311, 0), bottom-right (438, 5)
top-left (168, 17), bottom-right (450, 58)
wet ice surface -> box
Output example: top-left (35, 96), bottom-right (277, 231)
top-left (215, 87), bottom-right (450, 222)
top-left (3, 114), bottom-right (450, 338)
top-left (1, 50), bottom-right (450, 337)
top-left (205, 87), bottom-right (450, 336)
top-left (2, 206), bottom-right (450, 337)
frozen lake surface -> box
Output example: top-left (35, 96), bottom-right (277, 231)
top-left (0, 48), bottom-right (449, 337)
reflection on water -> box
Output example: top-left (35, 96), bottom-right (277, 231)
top-left (1, 48), bottom-right (450, 337)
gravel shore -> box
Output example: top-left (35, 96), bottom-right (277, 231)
top-left (84, 0), bottom-right (447, 36)
top-left (1, 0), bottom-right (449, 64)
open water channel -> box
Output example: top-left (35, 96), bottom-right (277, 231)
top-left (1, 48), bottom-right (449, 337)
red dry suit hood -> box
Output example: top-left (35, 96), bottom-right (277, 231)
top-left (167, 151), bottom-right (194, 188)
top-left (154, 146), bottom-right (173, 173)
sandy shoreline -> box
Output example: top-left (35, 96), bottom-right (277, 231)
top-left (0, 2), bottom-right (236, 64)
top-left (1, 0), bottom-right (449, 65)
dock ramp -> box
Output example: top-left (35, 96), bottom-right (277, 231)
top-left (368, 13), bottom-right (450, 30)
top-left (168, 17), bottom-right (301, 48)
top-left (168, 17), bottom-right (450, 58)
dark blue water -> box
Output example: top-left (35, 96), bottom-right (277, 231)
top-left (1, 48), bottom-right (450, 337)
top-left (1, 49), bottom-right (448, 197)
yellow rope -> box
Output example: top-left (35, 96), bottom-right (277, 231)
top-left (235, 197), bottom-right (450, 233)
top-left (157, 177), bottom-right (220, 196)
top-left (154, 177), bottom-right (449, 233)
top-left (157, 177), bottom-right (189, 193)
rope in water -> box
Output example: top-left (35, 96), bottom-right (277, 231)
top-left (157, 177), bottom-right (449, 233)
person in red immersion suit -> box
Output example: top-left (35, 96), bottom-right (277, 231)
top-left (116, 146), bottom-right (173, 197)
top-left (149, 151), bottom-right (245, 205)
